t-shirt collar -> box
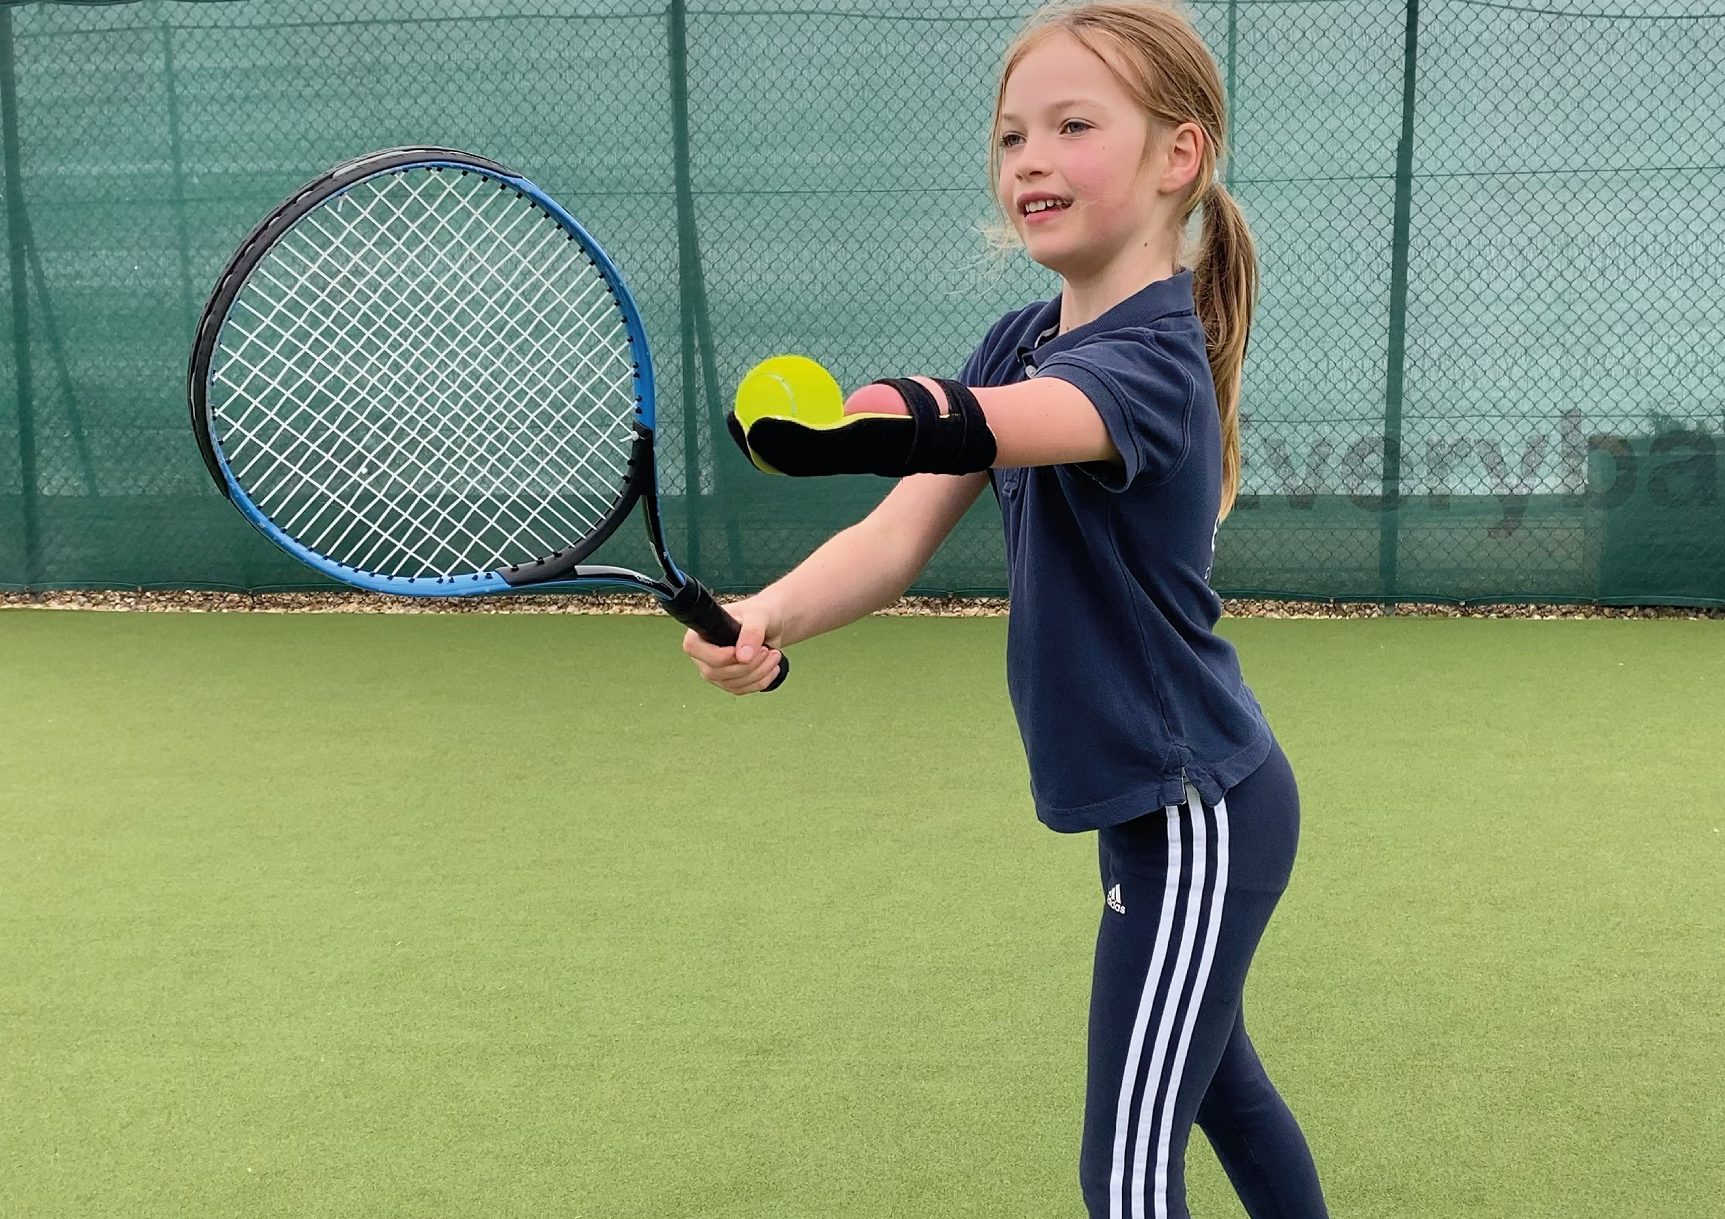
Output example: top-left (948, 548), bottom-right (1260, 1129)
top-left (1019, 266), bottom-right (1197, 363)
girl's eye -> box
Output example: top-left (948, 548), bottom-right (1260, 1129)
top-left (998, 122), bottom-right (1088, 149)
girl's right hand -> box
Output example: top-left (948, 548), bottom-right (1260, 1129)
top-left (681, 594), bottom-right (786, 696)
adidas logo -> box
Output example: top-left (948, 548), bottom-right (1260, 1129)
top-left (1105, 884), bottom-right (1127, 915)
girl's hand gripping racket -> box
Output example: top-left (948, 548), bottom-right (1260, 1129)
top-left (188, 146), bottom-right (786, 692)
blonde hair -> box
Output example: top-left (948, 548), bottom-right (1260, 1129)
top-left (986, 1), bottom-right (1257, 522)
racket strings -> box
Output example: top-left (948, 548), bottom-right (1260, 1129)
top-left (221, 240), bottom-right (608, 575)
top-left (235, 207), bottom-right (609, 565)
top-left (208, 166), bottom-right (641, 580)
top-left (230, 175), bottom-right (630, 570)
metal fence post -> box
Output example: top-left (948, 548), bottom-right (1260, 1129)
top-left (1, 6), bottom-right (39, 588)
top-left (1380, 0), bottom-right (1421, 609)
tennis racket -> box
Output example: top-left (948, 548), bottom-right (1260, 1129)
top-left (188, 146), bottom-right (786, 691)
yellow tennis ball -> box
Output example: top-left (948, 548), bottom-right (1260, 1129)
top-left (734, 355), bottom-right (844, 430)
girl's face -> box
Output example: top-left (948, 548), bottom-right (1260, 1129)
top-left (996, 32), bottom-right (1161, 280)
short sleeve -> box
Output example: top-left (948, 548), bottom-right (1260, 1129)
top-left (957, 340), bottom-right (986, 385)
top-left (957, 307), bottom-right (1028, 388)
top-left (1034, 329), bottom-right (1196, 492)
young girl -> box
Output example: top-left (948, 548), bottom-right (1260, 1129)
top-left (687, 3), bottom-right (1330, 1216)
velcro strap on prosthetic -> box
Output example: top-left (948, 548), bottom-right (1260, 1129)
top-left (931, 378), bottom-right (996, 473)
top-left (869, 377), bottom-right (997, 475)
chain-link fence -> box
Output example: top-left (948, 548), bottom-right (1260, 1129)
top-left (1, 0), bottom-right (1721, 604)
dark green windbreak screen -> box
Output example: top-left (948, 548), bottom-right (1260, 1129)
top-left (1, 0), bottom-right (1721, 603)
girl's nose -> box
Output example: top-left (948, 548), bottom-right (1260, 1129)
top-left (1016, 144), bottom-right (1051, 176)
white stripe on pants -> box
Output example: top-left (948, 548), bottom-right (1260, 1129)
top-left (1107, 784), bottom-right (1231, 1219)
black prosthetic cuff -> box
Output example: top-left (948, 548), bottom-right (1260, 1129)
top-left (867, 377), bottom-right (997, 474)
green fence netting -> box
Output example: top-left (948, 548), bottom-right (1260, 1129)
top-left (1, 0), bottom-right (1721, 604)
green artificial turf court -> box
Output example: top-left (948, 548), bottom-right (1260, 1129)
top-left (1, 608), bottom-right (1721, 1217)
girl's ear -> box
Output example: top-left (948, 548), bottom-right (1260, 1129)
top-left (1157, 121), bottom-right (1207, 194)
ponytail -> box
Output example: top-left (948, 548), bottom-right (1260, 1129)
top-left (1191, 178), bottom-right (1257, 523)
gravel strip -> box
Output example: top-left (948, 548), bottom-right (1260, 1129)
top-left (1, 590), bottom-right (1719, 619)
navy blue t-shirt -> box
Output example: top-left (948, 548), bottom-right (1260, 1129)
top-left (960, 267), bottom-right (1273, 833)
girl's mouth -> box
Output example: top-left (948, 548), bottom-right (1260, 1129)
top-left (1023, 198), bottom-right (1072, 224)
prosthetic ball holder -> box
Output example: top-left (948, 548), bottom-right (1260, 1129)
top-left (736, 377), bottom-right (997, 477)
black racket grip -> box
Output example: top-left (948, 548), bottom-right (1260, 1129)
top-left (664, 578), bottom-right (789, 693)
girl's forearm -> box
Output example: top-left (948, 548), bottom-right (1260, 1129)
top-left (753, 519), bottom-right (921, 647)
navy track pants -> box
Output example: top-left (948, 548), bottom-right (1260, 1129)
top-left (1079, 737), bottom-right (1330, 1219)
